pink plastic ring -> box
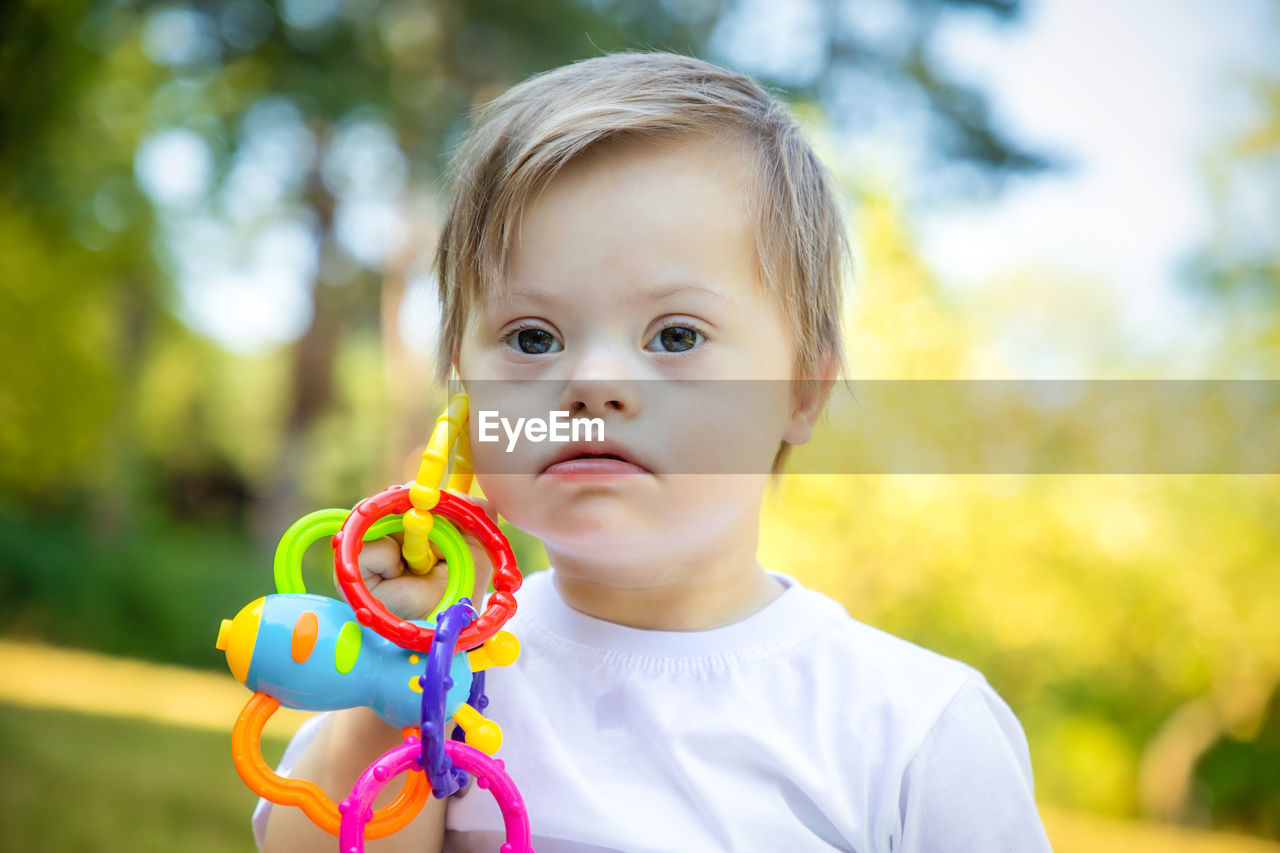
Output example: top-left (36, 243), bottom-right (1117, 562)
top-left (334, 484), bottom-right (521, 653)
top-left (338, 738), bottom-right (533, 853)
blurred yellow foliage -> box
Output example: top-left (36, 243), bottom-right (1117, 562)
top-left (761, 195), bottom-right (1280, 824)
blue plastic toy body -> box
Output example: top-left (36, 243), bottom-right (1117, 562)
top-left (218, 593), bottom-right (473, 728)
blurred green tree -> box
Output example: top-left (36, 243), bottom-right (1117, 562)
top-left (1, 0), bottom-right (1044, 520)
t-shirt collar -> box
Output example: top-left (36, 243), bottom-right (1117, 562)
top-left (515, 568), bottom-right (826, 661)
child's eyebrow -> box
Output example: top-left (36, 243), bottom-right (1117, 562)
top-left (486, 281), bottom-right (730, 308)
top-left (638, 282), bottom-right (732, 304)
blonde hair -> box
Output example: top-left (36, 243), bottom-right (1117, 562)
top-left (433, 51), bottom-right (850, 382)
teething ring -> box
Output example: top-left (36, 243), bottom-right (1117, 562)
top-left (275, 507), bottom-right (475, 621)
top-left (335, 485), bottom-right (520, 653)
top-left (273, 509), bottom-right (403, 595)
top-left (338, 739), bottom-right (532, 853)
top-left (231, 693), bottom-right (429, 838)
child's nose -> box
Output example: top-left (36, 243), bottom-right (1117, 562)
top-left (563, 376), bottom-right (638, 417)
top-left (559, 338), bottom-right (644, 416)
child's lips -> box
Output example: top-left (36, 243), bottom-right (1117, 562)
top-left (542, 456), bottom-right (650, 477)
top-left (539, 443), bottom-right (654, 478)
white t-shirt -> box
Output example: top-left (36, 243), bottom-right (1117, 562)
top-left (254, 570), bottom-right (1053, 852)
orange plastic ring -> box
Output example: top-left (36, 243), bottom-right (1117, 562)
top-left (231, 692), bottom-right (431, 838)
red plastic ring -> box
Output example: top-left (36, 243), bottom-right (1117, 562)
top-left (334, 485), bottom-right (520, 653)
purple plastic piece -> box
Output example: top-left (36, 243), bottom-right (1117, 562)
top-left (472, 669), bottom-right (490, 713)
top-left (420, 600), bottom-right (475, 797)
top-left (338, 738), bottom-right (533, 853)
top-left (450, 669), bottom-right (486, 801)
top-left (453, 669), bottom-right (488, 745)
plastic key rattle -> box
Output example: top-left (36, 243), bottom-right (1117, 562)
top-left (215, 393), bottom-right (534, 851)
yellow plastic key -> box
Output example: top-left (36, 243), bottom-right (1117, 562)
top-left (466, 631), bottom-right (521, 672)
top-left (403, 394), bottom-right (469, 573)
top-left (452, 703), bottom-right (503, 755)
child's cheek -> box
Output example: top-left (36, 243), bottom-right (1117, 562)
top-left (465, 381), bottom-right (556, 473)
top-left (654, 381), bottom-right (794, 475)
top-left (468, 473), bottom-right (527, 526)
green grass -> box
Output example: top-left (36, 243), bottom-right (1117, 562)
top-left (0, 702), bottom-right (289, 852)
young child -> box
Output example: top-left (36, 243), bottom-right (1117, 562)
top-left (257, 52), bottom-right (1053, 852)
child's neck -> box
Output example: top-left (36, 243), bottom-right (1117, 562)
top-left (545, 535), bottom-right (785, 632)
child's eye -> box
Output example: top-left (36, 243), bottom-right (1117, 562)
top-left (507, 327), bottom-right (563, 355)
top-left (645, 325), bottom-right (705, 353)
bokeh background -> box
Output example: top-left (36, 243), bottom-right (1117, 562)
top-left (2, 0), bottom-right (1279, 850)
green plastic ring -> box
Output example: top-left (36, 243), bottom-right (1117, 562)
top-left (272, 507), bottom-right (475, 621)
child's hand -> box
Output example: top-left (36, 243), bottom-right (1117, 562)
top-left (344, 491), bottom-right (498, 621)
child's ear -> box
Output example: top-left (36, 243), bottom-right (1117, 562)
top-left (782, 351), bottom-right (838, 446)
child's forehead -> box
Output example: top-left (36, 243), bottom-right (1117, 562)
top-left (501, 140), bottom-right (757, 263)
top-left (547, 130), bottom-right (757, 197)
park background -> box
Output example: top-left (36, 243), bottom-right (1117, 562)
top-left (2, 0), bottom-right (1278, 850)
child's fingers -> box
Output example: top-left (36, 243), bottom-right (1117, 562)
top-left (358, 537), bottom-right (406, 581)
top-left (336, 545), bottom-right (451, 620)
top-left (386, 489), bottom-right (501, 608)
top-left (365, 572), bottom-right (449, 621)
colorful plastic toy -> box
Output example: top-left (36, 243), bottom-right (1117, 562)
top-left (216, 394), bottom-right (534, 851)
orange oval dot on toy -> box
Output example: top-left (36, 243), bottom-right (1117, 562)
top-left (291, 611), bottom-right (319, 663)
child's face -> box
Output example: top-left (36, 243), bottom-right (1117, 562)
top-left (456, 134), bottom-right (819, 582)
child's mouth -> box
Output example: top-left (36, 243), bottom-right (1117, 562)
top-left (541, 451), bottom-right (652, 478)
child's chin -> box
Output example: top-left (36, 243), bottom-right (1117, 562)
top-left (536, 514), bottom-right (665, 559)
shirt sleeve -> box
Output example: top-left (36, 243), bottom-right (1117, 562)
top-left (897, 678), bottom-right (1054, 853)
top-left (250, 712), bottom-right (328, 850)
